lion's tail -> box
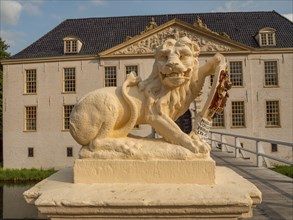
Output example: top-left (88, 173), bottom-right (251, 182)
top-left (112, 72), bottom-right (140, 137)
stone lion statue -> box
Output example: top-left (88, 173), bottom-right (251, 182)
top-left (70, 36), bottom-right (225, 156)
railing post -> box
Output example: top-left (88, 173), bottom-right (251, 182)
top-left (220, 134), bottom-right (223, 151)
top-left (256, 141), bottom-right (260, 167)
top-left (235, 137), bottom-right (239, 158)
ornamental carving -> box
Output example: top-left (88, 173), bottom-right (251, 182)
top-left (141, 17), bottom-right (158, 34)
top-left (113, 25), bottom-right (232, 55)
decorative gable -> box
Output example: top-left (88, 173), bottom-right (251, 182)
top-left (100, 19), bottom-right (252, 57)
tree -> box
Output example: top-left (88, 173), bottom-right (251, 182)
top-left (0, 38), bottom-right (11, 142)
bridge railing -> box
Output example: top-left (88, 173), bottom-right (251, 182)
top-left (208, 131), bottom-right (293, 167)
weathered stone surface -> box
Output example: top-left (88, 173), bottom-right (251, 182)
top-left (74, 158), bottom-right (215, 184)
top-left (78, 136), bottom-right (210, 160)
top-left (24, 167), bottom-right (261, 220)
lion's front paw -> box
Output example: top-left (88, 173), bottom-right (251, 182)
top-left (192, 139), bottom-right (211, 154)
top-left (199, 141), bottom-right (211, 154)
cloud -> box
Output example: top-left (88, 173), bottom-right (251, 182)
top-left (0, 30), bottom-right (26, 49)
top-left (75, 0), bottom-right (105, 16)
top-left (77, 4), bottom-right (88, 14)
top-left (51, 14), bottom-right (63, 22)
top-left (22, 2), bottom-right (43, 16)
top-left (215, 0), bottom-right (254, 12)
top-left (0, 0), bottom-right (22, 25)
top-left (0, 0), bottom-right (43, 26)
top-left (90, 0), bottom-right (105, 6)
top-left (282, 13), bottom-right (293, 22)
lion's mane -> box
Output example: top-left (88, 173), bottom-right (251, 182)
top-left (139, 38), bottom-right (200, 121)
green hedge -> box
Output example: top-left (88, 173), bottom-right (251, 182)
top-left (0, 167), bottom-right (57, 182)
top-left (271, 165), bottom-right (293, 178)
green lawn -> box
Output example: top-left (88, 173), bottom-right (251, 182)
top-left (271, 165), bottom-right (293, 178)
top-left (0, 167), bottom-right (57, 183)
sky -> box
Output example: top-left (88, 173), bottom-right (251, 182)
top-left (0, 0), bottom-right (292, 55)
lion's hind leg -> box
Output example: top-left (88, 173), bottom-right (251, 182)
top-left (88, 138), bottom-right (141, 158)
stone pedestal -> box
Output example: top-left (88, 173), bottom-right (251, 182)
top-left (24, 166), bottom-right (261, 220)
top-left (74, 159), bottom-right (215, 184)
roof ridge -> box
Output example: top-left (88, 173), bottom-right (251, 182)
top-left (64, 11), bottom-right (278, 21)
top-left (272, 10), bottom-right (293, 23)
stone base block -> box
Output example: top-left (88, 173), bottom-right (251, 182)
top-left (74, 159), bottom-right (215, 184)
top-left (24, 167), bottom-right (262, 220)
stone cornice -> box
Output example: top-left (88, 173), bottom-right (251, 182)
top-left (1, 55), bottom-right (98, 65)
top-left (2, 48), bottom-right (292, 65)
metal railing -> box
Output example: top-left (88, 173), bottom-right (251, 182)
top-left (209, 131), bottom-right (293, 167)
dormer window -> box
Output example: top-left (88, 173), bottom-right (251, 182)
top-left (257, 28), bottom-right (276, 47)
top-left (66, 40), bottom-right (77, 52)
top-left (63, 36), bottom-right (82, 54)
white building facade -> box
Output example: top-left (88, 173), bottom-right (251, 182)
top-left (2, 12), bottom-right (292, 168)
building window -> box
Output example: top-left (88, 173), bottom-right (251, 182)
top-left (210, 74), bottom-right (215, 86)
top-left (125, 65), bottom-right (138, 78)
top-left (105, 66), bottom-right (117, 87)
top-left (231, 101), bottom-right (245, 127)
top-left (229, 61), bottom-right (243, 86)
top-left (264, 61), bottom-right (278, 86)
top-left (63, 105), bottom-right (75, 130)
top-left (67, 147), bottom-right (73, 157)
top-left (212, 111), bottom-right (225, 127)
top-left (63, 68), bottom-right (76, 92)
top-left (271, 143), bottom-right (278, 152)
top-left (266, 101), bottom-right (280, 127)
top-left (63, 36), bottom-right (82, 54)
top-left (258, 28), bottom-right (276, 46)
top-left (25, 69), bottom-right (37, 94)
top-left (28, 147), bottom-right (34, 157)
top-left (25, 106), bottom-right (37, 131)
top-left (65, 40), bottom-right (77, 53)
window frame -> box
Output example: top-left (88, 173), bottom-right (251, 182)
top-left (63, 105), bottom-right (75, 131)
top-left (259, 29), bottom-right (276, 47)
top-left (265, 100), bottom-right (281, 128)
top-left (67, 147), bottom-right (73, 157)
top-left (28, 147), bottom-right (34, 157)
top-left (212, 110), bottom-right (225, 128)
top-left (24, 106), bottom-right (37, 131)
top-left (271, 143), bottom-right (278, 152)
top-left (231, 101), bottom-right (246, 128)
top-left (104, 66), bottom-right (117, 87)
top-left (125, 65), bottom-right (139, 80)
top-left (229, 61), bottom-right (243, 87)
top-left (264, 60), bottom-right (279, 87)
top-left (64, 40), bottom-right (78, 53)
top-left (210, 74), bottom-right (215, 87)
top-left (63, 67), bottom-right (76, 93)
top-left (24, 69), bottom-right (37, 94)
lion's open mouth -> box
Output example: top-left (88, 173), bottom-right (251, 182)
top-left (160, 69), bottom-right (191, 80)
top-left (160, 69), bottom-right (191, 88)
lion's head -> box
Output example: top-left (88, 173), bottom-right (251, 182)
top-left (154, 37), bottom-right (200, 88)
top-left (140, 37), bottom-right (200, 119)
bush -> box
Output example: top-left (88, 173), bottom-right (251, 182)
top-left (271, 165), bottom-right (293, 178)
top-left (0, 167), bottom-right (56, 183)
